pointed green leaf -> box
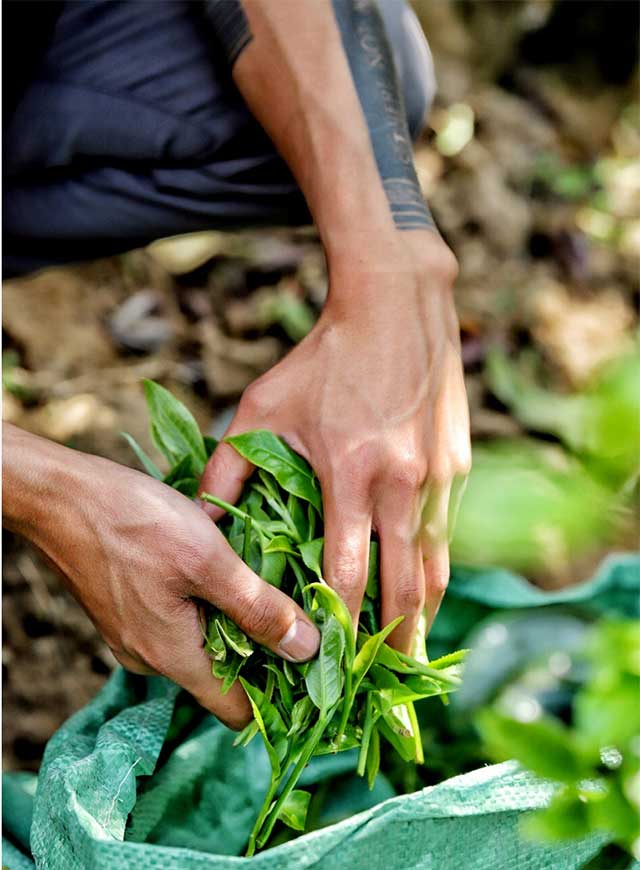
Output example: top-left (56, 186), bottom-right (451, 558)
top-left (225, 430), bottom-right (322, 511)
top-left (263, 536), bottom-right (299, 556)
top-left (287, 696), bottom-right (315, 739)
top-left (427, 649), bottom-right (469, 670)
top-left (143, 379), bottom-right (207, 474)
top-left (240, 679), bottom-right (288, 774)
top-left (366, 725), bottom-right (381, 790)
top-left (163, 453), bottom-right (195, 485)
top-left (305, 614), bottom-right (345, 713)
top-left (216, 615), bottom-right (253, 658)
top-left (121, 431), bottom-right (163, 479)
top-left (299, 539), bottom-right (324, 579)
top-left (260, 551), bottom-right (287, 588)
top-left (277, 790), bottom-right (311, 832)
top-left (265, 664), bottom-right (293, 715)
top-left (171, 478), bottom-right (200, 498)
top-left (353, 617), bottom-right (404, 693)
top-left (306, 582), bottom-right (355, 668)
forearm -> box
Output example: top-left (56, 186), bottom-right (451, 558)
top-left (2, 423), bottom-right (75, 545)
top-left (204, 0), bottom-right (434, 268)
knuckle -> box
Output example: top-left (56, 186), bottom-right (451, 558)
top-left (389, 458), bottom-right (425, 493)
top-left (329, 548), bottom-right (361, 593)
top-left (426, 565), bottom-right (450, 597)
top-left (173, 540), bottom-right (212, 584)
top-left (240, 591), bottom-right (288, 642)
top-left (381, 443), bottom-right (426, 493)
top-left (239, 381), bottom-right (265, 418)
top-left (393, 576), bottom-right (425, 613)
top-left (324, 445), bottom-right (375, 497)
top-left (456, 450), bottom-right (472, 478)
top-left (431, 242), bottom-right (459, 285)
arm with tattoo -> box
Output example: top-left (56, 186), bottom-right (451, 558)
top-left (200, 1), bottom-right (471, 654)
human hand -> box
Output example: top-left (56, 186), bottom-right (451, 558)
top-left (200, 232), bottom-right (471, 654)
top-left (2, 426), bottom-right (320, 729)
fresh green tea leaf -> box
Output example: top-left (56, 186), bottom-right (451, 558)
top-left (277, 789), bottom-right (311, 832)
top-left (306, 582), bottom-right (355, 667)
top-left (240, 679), bottom-right (288, 774)
top-left (225, 430), bottom-right (322, 511)
top-left (216, 615), bottom-right (253, 658)
top-left (353, 618), bottom-right (404, 694)
top-left (299, 539), bottom-right (324, 579)
top-left (366, 724), bottom-right (381, 790)
top-left (260, 551), bottom-right (287, 588)
top-left (163, 453), bottom-right (195, 485)
top-left (171, 478), bottom-right (200, 498)
top-left (143, 380), bottom-right (207, 474)
top-left (306, 614), bottom-right (345, 713)
top-left (121, 432), bottom-right (163, 479)
top-left (263, 536), bottom-right (299, 556)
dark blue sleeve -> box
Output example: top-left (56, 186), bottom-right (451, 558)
top-left (202, 0), bottom-right (253, 67)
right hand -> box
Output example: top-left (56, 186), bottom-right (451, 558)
top-left (2, 425), bottom-right (320, 729)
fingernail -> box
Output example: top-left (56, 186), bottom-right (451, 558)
top-left (278, 619), bottom-right (320, 662)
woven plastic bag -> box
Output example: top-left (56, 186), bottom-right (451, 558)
top-left (3, 554), bottom-right (639, 870)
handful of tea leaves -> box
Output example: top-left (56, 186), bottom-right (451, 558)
top-left (125, 381), bottom-right (465, 854)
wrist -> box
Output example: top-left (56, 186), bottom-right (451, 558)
top-left (324, 230), bottom-right (458, 310)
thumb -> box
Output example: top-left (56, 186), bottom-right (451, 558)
top-left (198, 439), bottom-right (253, 521)
top-left (195, 525), bottom-right (321, 663)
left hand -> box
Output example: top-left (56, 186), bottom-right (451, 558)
top-left (200, 232), bottom-right (471, 653)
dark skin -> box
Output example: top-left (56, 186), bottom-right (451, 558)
top-left (3, 1), bottom-right (470, 728)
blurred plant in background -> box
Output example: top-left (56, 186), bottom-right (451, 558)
top-left (475, 618), bottom-right (640, 863)
top-left (450, 348), bottom-right (639, 584)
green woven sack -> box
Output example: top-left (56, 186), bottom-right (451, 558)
top-left (3, 554), bottom-right (639, 870)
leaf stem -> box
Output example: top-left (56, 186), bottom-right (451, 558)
top-left (245, 777), bottom-right (280, 857)
top-left (256, 714), bottom-right (328, 849)
top-left (406, 701), bottom-right (424, 765)
top-left (336, 666), bottom-right (353, 741)
top-left (200, 492), bottom-right (252, 523)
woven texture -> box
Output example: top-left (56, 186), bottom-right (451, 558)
top-left (3, 554), bottom-right (638, 870)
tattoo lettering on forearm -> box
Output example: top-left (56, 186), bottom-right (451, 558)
top-left (332, 0), bottom-right (434, 231)
top-left (203, 0), bottom-right (253, 67)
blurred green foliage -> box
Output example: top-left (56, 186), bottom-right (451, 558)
top-left (487, 348), bottom-right (640, 486)
top-left (450, 440), bottom-right (623, 577)
top-left (534, 153), bottom-right (599, 201)
top-left (450, 348), bottom-right (639, 579)
top-left (476, 619), bottom-right (640, 860)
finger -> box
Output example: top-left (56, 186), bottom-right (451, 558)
top-left (378, 518), bottom-right (425, 654)
top-left (194, 524), bottom-right (321, 663)
top-left (153, 600), bottom-right (253, 731)
top-left (423, 539), bottom-right (450, 630)
top-left (420, 479), bottom-right (452, 629)
top-left (198, 439), bottom-right (253, 521)
top-left (322, 485), bottom-right (372, 625)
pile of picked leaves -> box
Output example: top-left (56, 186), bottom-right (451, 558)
top-left (125, 381), bottom-right (465, 854)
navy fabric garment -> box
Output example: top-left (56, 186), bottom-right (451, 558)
top-left (3, 0), bottom-right (435, 276)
